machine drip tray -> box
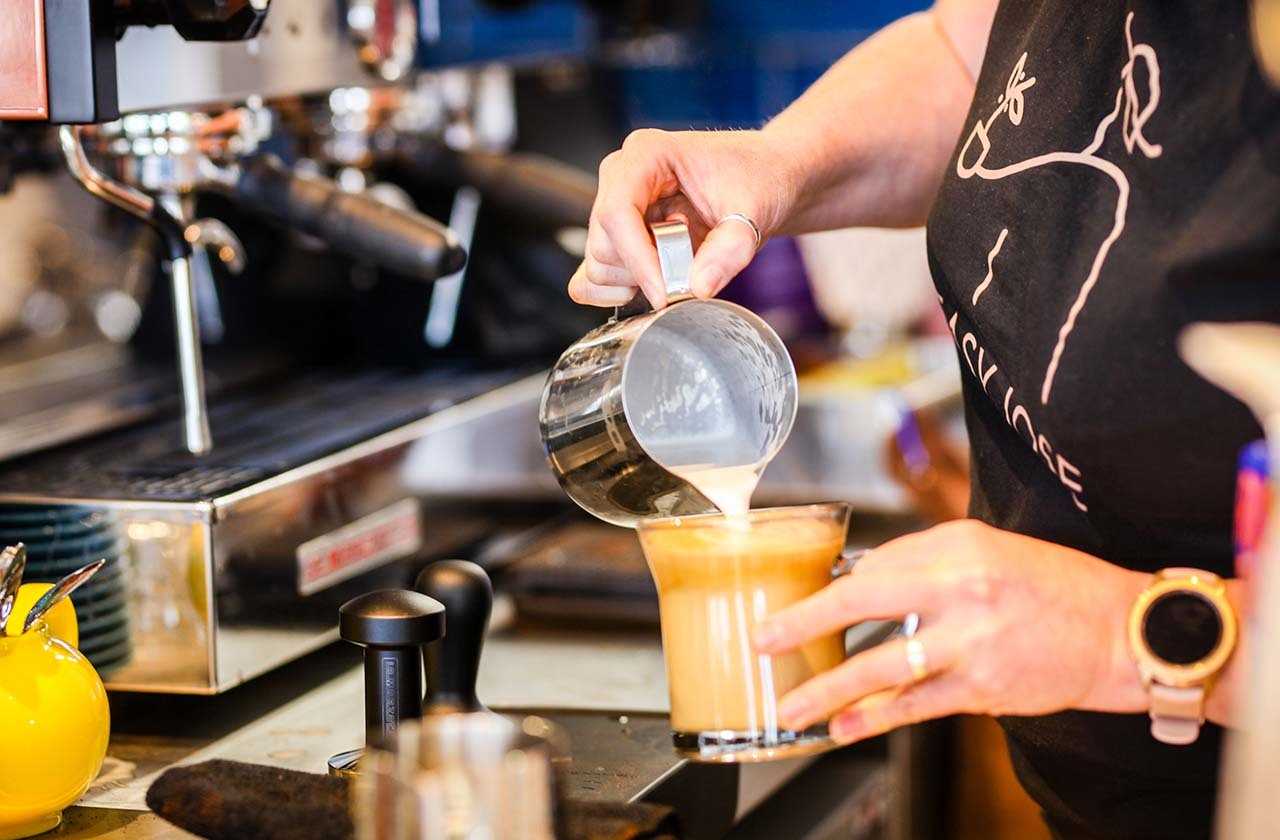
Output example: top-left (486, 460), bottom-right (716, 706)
top-left (0, 364), bottom-right (529, 502)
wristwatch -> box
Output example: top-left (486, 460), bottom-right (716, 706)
top-left (1128, 568), bottom-right (1237, 745)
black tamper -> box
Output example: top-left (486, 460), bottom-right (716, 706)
top-left (414, 560), bottom-right (493, 715)
top-left (327, 589), bottom-right (445, 776)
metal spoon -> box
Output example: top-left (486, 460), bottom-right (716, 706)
top-left (21, 558), bottom-right (106, 635)
top-left (0, 544), bottom-right (27, 635)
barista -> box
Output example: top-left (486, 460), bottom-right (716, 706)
top-left (569, 2), bottom-right (1280, 837)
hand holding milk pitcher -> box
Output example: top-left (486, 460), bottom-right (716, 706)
top-left (541, 221), bottom-right (877, 762)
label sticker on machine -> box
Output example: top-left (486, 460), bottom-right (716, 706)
top-left (296, 499), bottom-right (422, 595)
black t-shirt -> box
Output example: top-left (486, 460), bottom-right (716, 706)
top-left (926, 2), bottom-right (1280, 837)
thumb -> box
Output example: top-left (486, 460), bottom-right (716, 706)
top-left (689, 219), bottom-right (759, 298)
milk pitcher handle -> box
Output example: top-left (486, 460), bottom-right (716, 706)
top-left (612, 220), bottom-right (697, 321)
top-left (832, 549), bottom-right (920, 637)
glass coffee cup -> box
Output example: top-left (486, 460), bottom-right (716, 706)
top-left (636, 502), bottom-right (856, 763)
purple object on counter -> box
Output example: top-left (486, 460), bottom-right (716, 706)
top-left (894, 405), bottom-right (931, 479)
top-left (719, 236), bottom-right (829, 344)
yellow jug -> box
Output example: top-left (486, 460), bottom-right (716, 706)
top-left (0, 621), bottom-right (109, 839)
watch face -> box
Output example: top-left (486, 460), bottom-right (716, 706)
top-left (1142, 591), bottom-right (1223, 665)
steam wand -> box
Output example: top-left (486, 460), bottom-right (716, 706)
top-left (59, 125), bottom-right (212, 455)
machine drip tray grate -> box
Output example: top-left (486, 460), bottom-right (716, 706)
top-left (0, 365), bottom-right (528, 502)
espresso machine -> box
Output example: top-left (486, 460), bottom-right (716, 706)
top-left (0, 0), bottom-right (595, 694)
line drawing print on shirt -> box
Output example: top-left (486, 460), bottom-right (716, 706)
top-left (955, 11), bottom-right (1163, 405)
top-left (972, 227), bottom-right (1009, 305)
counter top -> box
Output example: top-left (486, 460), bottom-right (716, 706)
top-left (62, 614), bottom-right (892, 837)
top-left (61, 625), bottom-right (735, 838)
top-left (79, 624), bottom-right (670, 806)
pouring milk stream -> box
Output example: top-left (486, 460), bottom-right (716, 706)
top-left (664, 464), bottom-right (763, 518)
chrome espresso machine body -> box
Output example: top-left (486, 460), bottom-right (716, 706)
top-left (0, 0), bottom-right (594, 693)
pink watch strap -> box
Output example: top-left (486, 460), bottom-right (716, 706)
top-left (1150, 684), bottom-right (1205, 745)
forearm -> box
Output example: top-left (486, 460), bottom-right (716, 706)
top-left (761, 4), bottom-right (994, 232)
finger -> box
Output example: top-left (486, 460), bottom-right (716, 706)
top-left (596, 198), bottom-right (666, 309)
top-left (583, 255), bottom-right (636, 287)
top-left (829, 675), bottom-right (968, 744)
top-left (585, 224), bottom-right (622, 267)
top-left (752, 563), bottom-right (939, 654)
top-left (576, 282), bottom-right (638, 308)
top-left (689, 216), bottom-right (758, 298)
top-left (776, 627), bottom-right (956, 731)
top-left (568, 264), bottom-right (637, 307)
top-left (592, 144), bottom-right (669, 309)
top-left (651, 195), bottom-right (711, 245)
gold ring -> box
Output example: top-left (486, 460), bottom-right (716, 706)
top-left (719, 213), bottom-right (763, 250)
top-left (904, 637), bottom-right (929, 682)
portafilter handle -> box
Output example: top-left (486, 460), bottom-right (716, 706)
top-left (386, 138), bottom-right (597, 235)
top-left (415, 560), bottom-right (493, 715)
top-left (219, 154), bottom-right (467, 282)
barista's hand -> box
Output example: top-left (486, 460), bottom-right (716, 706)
top-left (751, 520), bottom-right (1153, 743)
top-left (569, 129), bottom-right (798, 309)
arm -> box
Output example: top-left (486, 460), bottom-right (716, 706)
top-left (750, 521), bottom-right (1248, 744)
top-left (765, 0), bottom-right (996, 233)
top-left (570, 0), bottom-right (999, 308)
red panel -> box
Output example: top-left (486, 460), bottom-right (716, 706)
top-left (0, 0), bottom-right (48, 120)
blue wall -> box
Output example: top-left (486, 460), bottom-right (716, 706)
top-left (416, 0), bottom-right (596, 67)
top-left (416, 0), bottom-right (931, 126)
top-left (618, 1), bottom-right (929, 128)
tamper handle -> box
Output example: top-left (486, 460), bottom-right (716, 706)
top-left (362, 647), bottom-right (419, 751)
top-left (415, 560), bottom-right (493, 715)
top-left (339, 589), bottom-right (445, 750)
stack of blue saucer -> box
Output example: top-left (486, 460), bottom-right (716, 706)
top-left (0, 504), bottom-right (131, 673)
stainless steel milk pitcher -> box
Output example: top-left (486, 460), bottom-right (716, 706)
top-left (539, 221), bottom-right (798, 527)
